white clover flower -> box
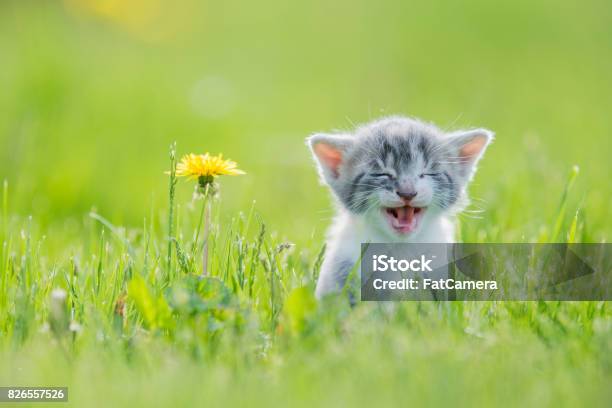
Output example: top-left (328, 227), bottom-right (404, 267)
top-left (51, 289), bottom-right (67, 302)
top-left (69, 321), bottom-right (82, 333)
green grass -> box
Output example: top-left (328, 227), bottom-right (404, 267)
top-left (0, 0), bottom-right (611, 406)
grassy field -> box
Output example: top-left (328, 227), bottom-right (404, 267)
top-left (0, 0), bottom-right (611, 406)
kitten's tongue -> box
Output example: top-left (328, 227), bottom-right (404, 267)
top-left (387, 205), bottom-right (418, 234)
top-left (397, 206), bottom-right (415, 225)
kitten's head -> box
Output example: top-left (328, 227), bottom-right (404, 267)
top-left (307, 116), bottom-right (493, 237)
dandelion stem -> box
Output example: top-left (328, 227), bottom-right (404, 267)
top-left (201, 185), bottom-right (212, 277)
top-left (192, 194), bottom-right (206, 258)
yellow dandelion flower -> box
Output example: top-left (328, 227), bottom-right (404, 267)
top-left (175, 153), bottom-right (245, 180)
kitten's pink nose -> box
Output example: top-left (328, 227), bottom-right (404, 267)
top-left (396, 190), bottom-right (417, 202)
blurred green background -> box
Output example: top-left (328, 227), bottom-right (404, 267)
top-left (0, 0), bottom-right (610, 242)
top-left (0, 3), bottom-right (611, 406)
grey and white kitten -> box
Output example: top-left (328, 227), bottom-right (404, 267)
top-left (307, 116), bottom-right (493, 299)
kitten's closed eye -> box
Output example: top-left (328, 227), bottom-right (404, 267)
top-left (371, 172), bottom-right (394, 179)
top-left (419, 173), bottom-right (440, 178)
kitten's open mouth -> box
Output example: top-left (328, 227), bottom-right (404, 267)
top-left (382, 205), bottom-right (426, 234)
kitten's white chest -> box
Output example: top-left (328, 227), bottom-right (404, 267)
top-left (315, 210), bottom-right (455, 298)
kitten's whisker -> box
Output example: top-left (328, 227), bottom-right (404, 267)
top-left (435, 161), bottom-right (467, 165)
top-left (442, 113), bottom-right (464, 132)
top-left (428, 137), bottom-right (459, 154)
top-left (344, 116), bottom-right (357, 128)
top-left (457, 212), bottom-right (484, 220)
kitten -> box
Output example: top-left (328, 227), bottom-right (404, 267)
top-left (307, 116), bottom-right (493, 299)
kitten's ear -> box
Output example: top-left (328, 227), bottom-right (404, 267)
top-left (446, 129), bottom-right (494, 178)
top-left (306, 133), bottom-right (354, 183)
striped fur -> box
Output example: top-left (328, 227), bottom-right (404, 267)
top-left (307, 116), bottom-right (493, 298)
